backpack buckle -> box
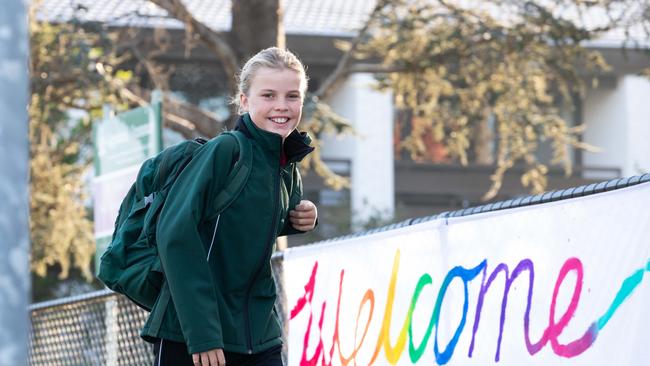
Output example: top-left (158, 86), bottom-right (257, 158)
top-left (144, 193), bottom-right (155, 207)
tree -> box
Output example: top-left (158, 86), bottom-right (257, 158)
top-left (29, 0), bottom-right (649, 295)
top-left (132, 0), bottom-right (650, 201)
top-left (356, 0), bottom-right (649, 199)
top-left (29, 12), bottom-right (125, 283)
top-left (125, 0), bottom-right (355, 188)
top-left (27, 0), bottom-right (353, 297)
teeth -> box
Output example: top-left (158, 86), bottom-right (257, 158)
top-left (271, 117), bottom-right (289, 124)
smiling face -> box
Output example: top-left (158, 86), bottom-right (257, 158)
top-left (240, 67), bottom-right (304, 141)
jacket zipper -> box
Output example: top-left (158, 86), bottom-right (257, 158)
top-left (243, 157), bottom-right (282, 353)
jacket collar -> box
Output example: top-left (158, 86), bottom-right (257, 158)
top-left (235, 113), bottom-right (314, 164)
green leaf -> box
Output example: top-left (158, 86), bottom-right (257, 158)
top-left (115, 69), bottom-right (133, 82)
top-left (88, 47), bottom-right (103, 60)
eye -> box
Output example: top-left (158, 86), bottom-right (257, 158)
top-left (262, 93), bottom-right (274, 99)
top-left (288, 94), bottom-right (301, 100)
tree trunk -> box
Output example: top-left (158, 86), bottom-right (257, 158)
top-left (231, 0), bottom-right (285, 63)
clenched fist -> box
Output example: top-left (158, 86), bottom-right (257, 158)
top-left (289, 200), bottom-right (318, 232)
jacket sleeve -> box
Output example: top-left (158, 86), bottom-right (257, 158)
top-left (155, 135), bottom-right (238, 354)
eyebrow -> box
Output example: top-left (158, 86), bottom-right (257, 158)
top-left (259, 89), bottom-right (301, 93)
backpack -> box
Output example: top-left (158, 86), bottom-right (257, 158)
top-left (97, 131), bottom-right (252, 311)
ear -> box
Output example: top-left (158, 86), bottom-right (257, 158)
top-left (239, 93), bottom-right (249, 112)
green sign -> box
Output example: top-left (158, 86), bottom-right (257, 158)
top-left (92, 91), bottom-right (163, 273)
top-left (93, 95), bottom-right (163, 175)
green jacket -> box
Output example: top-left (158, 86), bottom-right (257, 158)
top-left (141, 114), bottom-right (314, 354)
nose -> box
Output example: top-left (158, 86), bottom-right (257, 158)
top-left (274, 98), bottom-right (289, 111)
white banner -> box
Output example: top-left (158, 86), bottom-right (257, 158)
top-left (283, 182), bottom-right (650, 365)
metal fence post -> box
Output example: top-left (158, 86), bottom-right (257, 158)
top-left (105, 296), bottom-right (119, 365)
top-left (0, 0), bottom-right (31, 364)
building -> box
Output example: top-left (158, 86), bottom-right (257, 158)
top-left (40, 0), bottom-right (650, 243)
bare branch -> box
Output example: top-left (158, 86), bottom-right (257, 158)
top-left (348, 63), bottom-right (407, 74)
top-left (123, 88), bottom-right (225, 139)
top-left (129, 40), bottom-right (173, 91)
top-left (314, 0), bottom-right (393, 101)
top-left (163, 96), bottom-right (227, 137)
top-left (148, 0), bottom-right (239, 95)
top-left (96, 62), bottom-right (226, 138)
top-left (119, 85), bottom-right (227, 138)
top-left (164, 113), bottom-right (201, 139)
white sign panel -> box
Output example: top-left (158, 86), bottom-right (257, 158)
top-left (283, 183), bottom-right (650, 365)
top-left (92, 95), bottom-right (162, 273)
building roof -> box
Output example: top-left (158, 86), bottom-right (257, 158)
top-left (38, 0), bottom-right (377, 36)
top-left (38, 0), bottom-right (647, 47)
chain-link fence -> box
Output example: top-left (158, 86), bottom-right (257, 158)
top-left (29, 256), bottom-right (285, 366)
top-left (29, 290), bottom-right (152, 365)
top-left (29, 174), bottom-right (650, 365)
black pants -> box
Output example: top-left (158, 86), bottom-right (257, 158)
top-left (152, 339), bottom-right (283, 366)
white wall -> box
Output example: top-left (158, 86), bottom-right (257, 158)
top-left (583, 75), bottom-right (650, 178)
top-left (622, 76), bottom-right (650, 176)
top-left (323, 73), bottom-right (394, 228)
top-left (583, 79), bottom-right (628, 178)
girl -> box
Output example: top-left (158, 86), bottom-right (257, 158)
top-left (143, 47), bottom-right (318, 366)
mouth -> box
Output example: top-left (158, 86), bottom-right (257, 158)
top-left (269, 117), bottom-right (290, 125)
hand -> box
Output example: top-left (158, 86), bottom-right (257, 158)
top-left (192, 348), bottom-right (225, 366)
top-left (289, 200), bottom-right (318, 232)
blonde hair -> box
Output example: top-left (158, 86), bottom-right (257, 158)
top-left (234, 47), bottom-right (308, 114)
